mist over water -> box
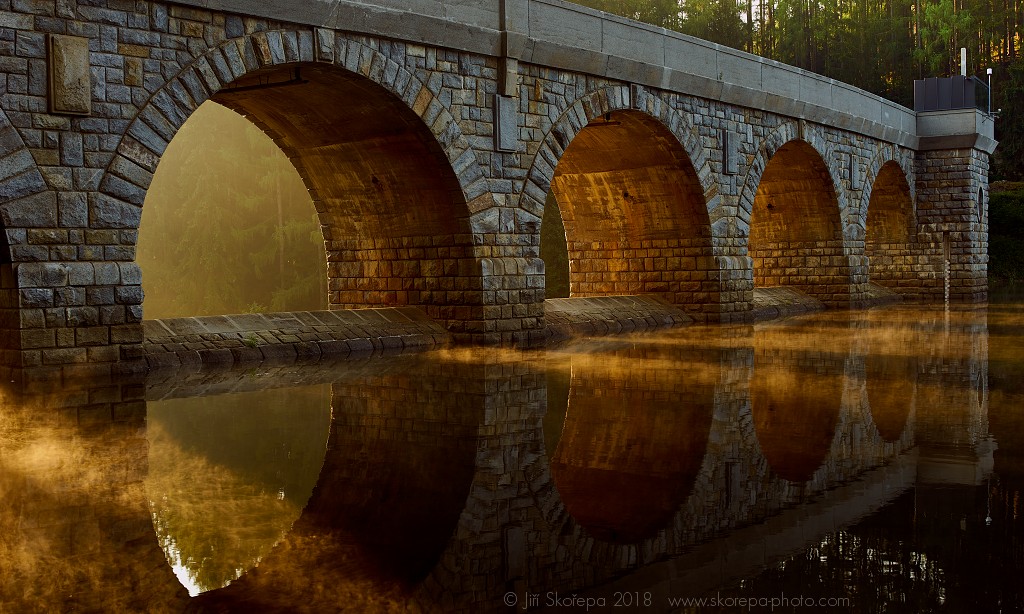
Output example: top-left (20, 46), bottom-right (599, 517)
top-left (2, 303), bottom-right (1023, 611)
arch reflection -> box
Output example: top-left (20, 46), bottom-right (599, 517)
top-left (751, 349), bottom-right (843, 483)
top-left (865, 353), bottom-right (915, 442)
top-left (190, 355), bottom-right (486, 611)
top-left (549, 349), bottom-right (716, 543)
top-left (145, 384), bottom-right (332, 595)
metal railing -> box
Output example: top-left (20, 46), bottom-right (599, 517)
top-left (914, 75), bottom-right (992, 114)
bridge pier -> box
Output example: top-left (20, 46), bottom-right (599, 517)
top-left (913, 117), bottom-right (993, 302)
top-left (0, 0), bottom-right (995, 372)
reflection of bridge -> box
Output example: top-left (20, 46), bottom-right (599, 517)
top-left (0, 308), bottom-right (994, 611)
top-left (0, 0), bottom-right (996, 372)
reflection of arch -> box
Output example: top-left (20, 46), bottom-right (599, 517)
top-left (743, 132), bottom-right (851, 306)
top-left (191, 363), bottom-right (483, 610)
top-left (865, 161), bottom-right (915, 291)
top-left (524, 87), bottom-right (722, 318)
top-left (751, 357), bottom-right (843, 483)
top-left (549, 351), bottom-right (715, 543)
top-left (102, 30), bottom-right (488, 332)
top-left (146, 385), bottom-right (332, 593)
top-left (864, 353), bottom-right (915, 442)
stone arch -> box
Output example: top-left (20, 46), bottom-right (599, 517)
top-left (863, 155), bottom-right (916, 292)
top-left (859, 146), bottom-right (917, 228)
top-left (739, 123), bottom-right (852, 306)
top-left (100, 30), bottom-right (491, 334)
top-left (522, 85), bottom-right (722, 319)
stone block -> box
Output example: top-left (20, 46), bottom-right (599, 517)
top-left (76, 326), bottom-right (109, 346)
top-left (90, 193), bottom-right (142, 228)
top-left (42, 347), bottom-right (88, 365)
top-left (47, 34), bottom-right (91, 115)
top-left (259, 343), bottom-right (297, 363)
top-left (110, 323), bottom-right (144, 343)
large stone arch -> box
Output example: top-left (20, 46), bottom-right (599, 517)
top-left (98, 29), bottom-right (496, 336)
top-left (860, 147), bottom-right (917, 293)
top-left (739, 123), bottom-right (853, 306)
top-left (857, 145), bottom-right (917, 231)
top-left (521, 85), bottom-right (723, 319)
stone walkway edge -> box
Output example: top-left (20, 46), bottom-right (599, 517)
top-left (140, 307), bottom-right (449, 370)
top-left (140, 288), bottom-right (900, 370)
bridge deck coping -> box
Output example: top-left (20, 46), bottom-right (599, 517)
top-left (168, 0), bottom-right (924, 145)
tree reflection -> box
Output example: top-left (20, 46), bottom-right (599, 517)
top-left (736, 480), bottom-right (1024, 613)
top-left (146, 385), bottom-right (331, 593)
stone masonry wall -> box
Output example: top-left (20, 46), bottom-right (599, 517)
top-left (566, 239), bottom-right (719, 315)
top-left (751, 239), bottom-right (852, 306)
top-left (914, 148), bottom-right (989, 301)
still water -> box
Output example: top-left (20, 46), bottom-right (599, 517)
top-left (1, 301), bottom-right (1021, 613)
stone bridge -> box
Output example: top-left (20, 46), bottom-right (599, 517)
top-left (0, 0), bottom-right (996, 373)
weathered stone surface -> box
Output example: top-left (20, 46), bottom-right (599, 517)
top-left (142, 307), bottom-right (451, 368)
top-left (47, 34), bottom-right (91, 115)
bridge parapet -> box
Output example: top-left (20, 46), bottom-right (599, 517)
top-left (172, 0), bottom-right (917, 145)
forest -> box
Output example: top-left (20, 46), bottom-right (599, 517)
top-left (137, 102), bottom-right (327, 319)
top-left (572, 0), bottom-right (1022, 180)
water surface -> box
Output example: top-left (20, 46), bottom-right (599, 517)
top-left (1, 302), bottom-right (1020, 613)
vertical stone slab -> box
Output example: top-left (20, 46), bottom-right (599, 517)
top-left (48, 34), bottom-right (91, 116)
top-left (722, 129), bottom-right (738, 175)
top-left (495, 94), bottom-right (518, 153)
